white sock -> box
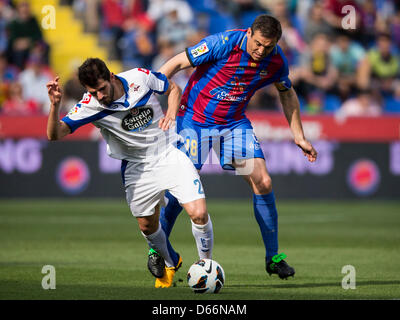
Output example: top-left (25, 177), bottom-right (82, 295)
top-left (142, 224), bottom-right (174, 267)
top-left (191, 214), bottom-right (214, 260)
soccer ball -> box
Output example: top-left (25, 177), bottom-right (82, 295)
top-left (187, 259), bottom-right (225, 293)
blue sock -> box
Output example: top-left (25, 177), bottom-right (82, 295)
top-left (160, 191), bottom-right (183, 238)
top-left (160, 191), bottom-right (183, 266)
top-left (165, 238), bottom-right (179, 266)
top-left (253, 192), bottom-right (279, 262)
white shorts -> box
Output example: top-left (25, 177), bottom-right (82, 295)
top-left (123, 146), bottom-right (205, 217)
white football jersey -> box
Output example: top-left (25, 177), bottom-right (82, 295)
top-left (62, 68), bottom-right (179, 162)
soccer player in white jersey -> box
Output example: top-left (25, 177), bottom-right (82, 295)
top-left (46, 58), bottom-right (214, 288)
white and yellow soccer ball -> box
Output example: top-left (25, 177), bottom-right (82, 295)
top-left (187, 259), bottom-right (225, 293)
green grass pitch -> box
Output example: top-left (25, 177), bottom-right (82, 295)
top-left (0, 199), bottom-right (399, 300)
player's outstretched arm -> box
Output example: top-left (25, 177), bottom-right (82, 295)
top-left (158, 52), bottom-right (192, 79)
top-left (159, 80), bottom-right (182, 131)
top-left (46, 76), bottom-right (71, 140)
top-left (277, 86), bottom-right (318, 162)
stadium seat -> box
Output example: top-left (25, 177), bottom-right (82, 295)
top-left (297, 95), bottom-right (306, 112)
top-left (384, 97), bottom-right (400, 113)
top-left (323, 94), bottom-right (341, 113)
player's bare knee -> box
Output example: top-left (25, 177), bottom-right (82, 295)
top-left (254, 176), bottom-right (273, 194)
top-left (139, 225), bottom-right (151, 235)
top-left (137, 217), bottom-right (158, 235)
top-left (183, 199), bottom-right (208, 224)
top-left (189, 208), bottom-right (208, 225)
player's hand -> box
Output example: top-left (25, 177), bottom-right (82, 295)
top-left (46, 76), bottom-right (62, 107)
top-left (295, 138), bottom-right (318, 162)
top-left (159, 115), bottom-right (176, 131)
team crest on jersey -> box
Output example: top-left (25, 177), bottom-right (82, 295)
top-left (191, 43), bottom-right (209, 57)
top-left (230, 77), bottom-right (246, 93)
top-left (129, 83), bottom-right (141, 92)
top-left (122, 106), bottom-right (154, 132)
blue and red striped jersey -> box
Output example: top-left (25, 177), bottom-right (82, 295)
top-left (179, 29), bottom-right (291, 125)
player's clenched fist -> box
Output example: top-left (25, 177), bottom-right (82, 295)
top-left (46, 76), bottom-right (62, 107)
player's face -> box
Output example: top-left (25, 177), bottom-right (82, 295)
top-left (86, 79), bottom-right (114, 105)
top-left (246, 28), bottom-right (277, 61)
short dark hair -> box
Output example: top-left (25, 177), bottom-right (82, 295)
top-left (251, 15), bottom-right (282, 41)
top-left (78, 58), bottom-right (111, 87)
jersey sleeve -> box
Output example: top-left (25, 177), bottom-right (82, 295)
top-left (185, 32), bottom-right (232, 67)
top-left (274, 47), bottom-right (292, 92)
top-left (146, 70), bottom-right (169, 94)
top-left (61, 93), bottom-right (112, 133)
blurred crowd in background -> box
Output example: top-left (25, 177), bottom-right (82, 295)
top-left (1, 0), bottom-right (400, 118)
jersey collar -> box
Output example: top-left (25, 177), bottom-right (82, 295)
top-left (240, 33), bottom-right (248, 52)
top-left (107, 75), bottom-right (130, 109)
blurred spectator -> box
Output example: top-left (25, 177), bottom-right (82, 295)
top-left (0, 0), bottom-right (14, 53)
top-left (389, 9), bottom-right (400, 49)
top-left (122, 1), bottom-right (153, 37)
top-left (149, 1), bottom-right (194, 51)
top-left (1, 81), bottom-right (39, 115)
top-left (330, 32), bottom-right (365, 100)
top-left (0, 52), bottom-right (18, 107)
top-left (70, 0), bottom-right (100, 33)
top-left (18, 53), bottom-right (54, 113)
top-left (389, 80), bottom-right (400, 111)
top-left (0, 0), bottom-right (398, 115)
top-left (304, 90), bottom-right (326, 114)
top-left (279, 17), bottom-right (307, 65)
top-left (61, 70), bottom-right (86, 113)
top-left (265, 0), bottom-right (303, 34)
top-left (101, 0), bottom-right (126, 60)
top-left (156, 5), bottom-right (194, 49)
top-left (101, 0), bottom-right (152, 60)
top-left (294, 0), bottom-right (314, 31)
top-left (359, 0), bottom-right (386, 47)
top-left (152, 39), bottom-right (193, 108)
top-left (375, 0), bottom-right (397, 21)
top-left (120, 19), bottom-right (155, 69)
top-left (169, 30), bottom-right (205, 89)
top-left (303, 0), bottom-right (334, 43)
top-left (278, 36), bottom-right (297, 67)
top-left (82, 0), bottom-right (101, 33)
top-left (294, 33), bottom-right (338, 113)
top-left (152, 40), bottom-right (176, 71)
top-left (357, 33), bottom-right (400, 96)
top-left (147, 0), bottom-right (193, 25)
top-left (5, 1), bottom-right (44, 69)
top-left (336, 88), bottom-right (382, 120)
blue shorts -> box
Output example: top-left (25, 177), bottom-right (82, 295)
top-left (176, 115), bottom-right (265, 170)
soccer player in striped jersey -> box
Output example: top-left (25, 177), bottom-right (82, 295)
top-left (151, 15), bottom-right (318, 279)
top-left (46, 58), bottom-right (214, 288)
